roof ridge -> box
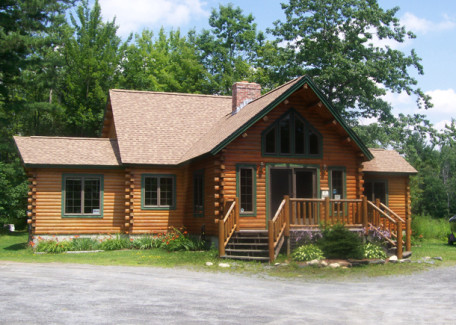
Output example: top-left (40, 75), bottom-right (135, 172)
top-left (110, 89), bottom-right (231, 99)
top-left (27, 136), bottom-right (115, 141)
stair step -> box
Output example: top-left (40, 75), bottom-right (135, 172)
top-left (227, 242), bottom-right (268, 247)
top-left (222, 255), bottom-right (270, 262)
top-left (232, 236), bottom-right (268, 240)
top-left (226, 249), bottom-right (269, 253)
top-left (238, 230), bottom-right (268, 234)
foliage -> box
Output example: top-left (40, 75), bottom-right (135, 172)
top-left (412, 215), bottom-right (449, 241)
top-left (293, 229), bottom-right (323, 246)
top-left (363, 243), bottom-right (387, 259)
top-left (98, 235), bottom-right (132, 251)
top-left (35, 239), bottom-right (72, 253)
top-left (193, 3), bottom-right (272, 94)
top-left (292, 244), bottom-right (325, 262)
top-left (59, 0), bottom-right (129, 136)
top-left (270, 0), bottom-right (431, 122)
top-left (121, 28), bottom-right (210, 94)
top-left (70, 237), bottom-right (99, 251)
top-left (131, 235), bottom-right (163, 250)
top-left (317, 224), bottom-right (364, 259)
top-left (0, 161), bottom-right (28, 227)
top-left (159, 228), bottom-right (208, 252)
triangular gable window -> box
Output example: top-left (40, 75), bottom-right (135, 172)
top-left (262, 109), bottom-right (322, 157)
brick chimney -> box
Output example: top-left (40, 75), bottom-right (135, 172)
top-left (232, 81), bottom-right (261, 114)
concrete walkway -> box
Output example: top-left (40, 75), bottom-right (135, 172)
top-left (0, 261), bottom-right (453, 324)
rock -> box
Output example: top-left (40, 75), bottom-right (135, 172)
top-left (309, 259), bottom-right (320, 266)
top-left (424, 260), bottom-right (435, 265)
top-left (297, 262), bottom-right (309, 268)
top-left (424, 256), bottom-right (431, 260)
top-left (329, 263), bottom-right (340, 268)
top-left (402, 251), bottom-right (412, 259)
top-left (274, 262), bottom-right (281, 266)
top-left (368, 259), bottom-right (385, 265)
top-left (399, 258), bottom-right (411, 263)
top-left (205, 262), bottom-right (213, 266)
top-left (218, 263), bottom-right (230, 268)
top-left (348, 259), bottom-right (369, 266)
top-left (320, 260), bottom-right (328, 267)
top-left (388, 255), bottom-right (398, 262)
top-left (432, 256), bottom-right (443, 261)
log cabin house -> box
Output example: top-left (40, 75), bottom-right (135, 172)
top-left (14, 76), bottom-right (417, 261)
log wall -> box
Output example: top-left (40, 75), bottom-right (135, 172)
top-left (32, 168), bottom-right (125, 234)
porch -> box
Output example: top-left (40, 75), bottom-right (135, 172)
top-left (216, 196), bottom-right (411, 262)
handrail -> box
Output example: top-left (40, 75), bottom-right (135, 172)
top-left (268, 196), bottom-right (290, 262)
top-left (367, 201), bottom-right (397, 224)
top-left (272, 199), bottom-right (286, 222)
top-left (380, 202), bottom-right (405, 223)
top-left (290, 198), bottom-right (362, 203)
top-left (215, 198), bottom-right (239, 257)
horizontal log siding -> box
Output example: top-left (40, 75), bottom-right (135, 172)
top-left (183, 156), bottom-right (218, 236)
top-left (222, 98), bottom-right (362, 229)
top-left (130, 167), bottom-right (186, 234)
top-left (365, 174), bottom-right (409, 220)
top-left (33, 169), bottom-right (125, 234)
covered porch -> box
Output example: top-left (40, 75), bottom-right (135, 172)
top-left (216, 196), bottom-right (411, 262)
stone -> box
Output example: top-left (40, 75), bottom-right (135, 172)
top-left (424, 260), bottom-right (435, 265)
top-left (368, 259), bottom-right (385, 265)
top-left (388, 255), bottom-right (398, 262)
top-left (329, 263), bottom-right (340, 268)
top-left (205, 262), bottom-right (213, 266)
top-left (399, 258), bottom-right (411, 263)
top-left (424, 256), bottom-right (431, 260)
top-left (274, 263), bottom-right (281, 266)
top-left (432, 257), bottom-right (443, 261)
top-left (218, 263), bottom-right (230, 268)
top-left (320, 260), bottom-right (328, 267)
top-left (402, 251), bottom-right (412, 259)
top-left (308, 259), bottom-right (320, 266)
top-left (348, 259), bottom-right (369, 266)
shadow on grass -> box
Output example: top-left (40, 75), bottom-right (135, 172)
top-left (3, 242), bottom-right (28, 251)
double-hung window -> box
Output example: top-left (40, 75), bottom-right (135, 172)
top-left (142, 174), bottom-right (176, 209)
top-left (63, 174), bottom-right (103, 217)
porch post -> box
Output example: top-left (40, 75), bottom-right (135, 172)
top-left (218, 219), bottom-right (225, 257)
top-left (362, 196), bottom-right (368, 228)
top-left (234, 197), bottom-right (240, 231)
top-left (324, 197), bottom-right (330, 226)
top-left (284, 195), bottom-right (290, 257)
top-left (397, 220), bottom-right (403, 259)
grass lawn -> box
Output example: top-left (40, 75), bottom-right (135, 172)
top-left (1, 231), bottom-right (455, 279)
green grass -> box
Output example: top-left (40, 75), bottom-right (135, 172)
top-left (1, 231), bottom-right (455, 279)
top-left (412, 214), bottom-right (450, 240)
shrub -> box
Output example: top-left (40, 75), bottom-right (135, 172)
top-left (363, 243), bottom-right (387, 259)
top-left (412, 214), bottom-right (449, 241)
top-left (317, 224), bottom-right (364, 259)
top-left (70, 237), bottom-right (99, 251)
top-left (292, 244), bottom-right (325, 262)
top-left (35, 239), bottom-right (72, 253)
top-left (160, 228), bottom-right (208, 252)
top-left (99, 235), bottom-right (132, 251)
top-left (293, 230), bottom-right (323, 246)
top-left (132, 235), bottom-right (162, 250)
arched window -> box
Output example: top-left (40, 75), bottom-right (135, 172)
top-left (262, 109), bottom-right (322, 157)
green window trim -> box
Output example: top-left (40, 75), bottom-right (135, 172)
top-left (236, 164), bottom-right (257, 217)
top-left (261, 108), bottom-right (323, 158)
top-left (141, 174), bottom-right (177, 210)
top-left (61, 174), bottom-right (104, 218)
top-left (193, 169), bottom-right (204, 217)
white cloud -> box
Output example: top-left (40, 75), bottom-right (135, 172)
top-left (425, 88), bottom-right (456, 115)
top-left (434, 119), bottom-right (453, 133)
top-left (99, 0), bottom-right (209, 37)
top-left (401, 12), bottom-right (456, 34)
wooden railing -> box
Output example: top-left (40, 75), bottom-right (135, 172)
top-left (215, 198), bottom-right (239, 257)
top-left (268, 195), bottom-right (290, 262)
top-left (289, 197), bottom-right (363, 227)
top-left (367, 199), bottom-right (404, 258)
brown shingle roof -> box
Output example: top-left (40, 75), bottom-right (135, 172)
top-left (180, 77), bottom-right (303, 162)
top-left (109, 89), bottom-right (231, 165)
top-left (363, 148), bottom-right (417, 174)
top-left (14, 136), bottom-right (121, 166)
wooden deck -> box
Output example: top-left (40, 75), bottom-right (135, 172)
top-left (218, 196), bottom-right (411, 262)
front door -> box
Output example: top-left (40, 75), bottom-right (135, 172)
top-left (269, 167), bottom-right (316, 218)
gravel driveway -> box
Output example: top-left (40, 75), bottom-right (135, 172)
top-left (0, 261), bottom-right (453, 324)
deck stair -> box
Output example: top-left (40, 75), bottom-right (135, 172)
top-left (222, 230), bottom-right (270, 262)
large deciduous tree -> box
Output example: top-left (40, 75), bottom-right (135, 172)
top-left (194, 4), bottom-right (268, 94)
top-left (271, 0), bottom-right (432, 121)
top-left (59, 0), bottom-right (128, 136)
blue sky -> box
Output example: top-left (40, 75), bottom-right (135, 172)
top-left (95, 0), bottom-right (456, 130)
